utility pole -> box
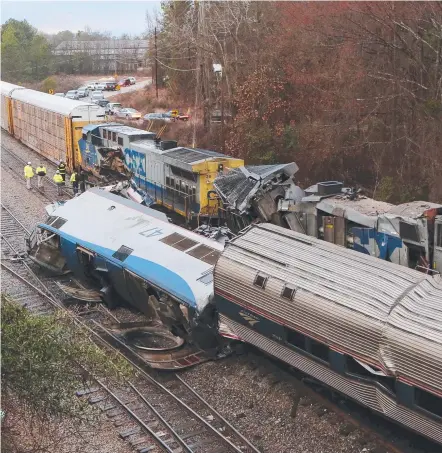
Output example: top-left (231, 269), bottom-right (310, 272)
top-left (221, 70), bottom-right (225, 154)
top-left (154, 27), bottom-right (159, 98)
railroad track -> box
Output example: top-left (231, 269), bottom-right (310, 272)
top-left (1, 144), bottom-right (73, 202)
top-left (0, 201), bottom-right (261, 453)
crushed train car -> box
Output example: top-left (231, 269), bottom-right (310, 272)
top-left (215, 223), bottom-right (442, 444)
top-left (26, 188), bottom-right (223, 346)
top-left (214, 167), bottom-right (442, 274)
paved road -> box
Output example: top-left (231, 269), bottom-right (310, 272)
top-left (105, 78), bottom-right (152, 99)
top-left (82, 77), bottom-right (152, 103)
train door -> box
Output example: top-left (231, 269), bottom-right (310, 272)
top-left (434, 216), bottom-right (442, 272)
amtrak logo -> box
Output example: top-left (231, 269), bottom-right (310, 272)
top-left (239, 310), bottom-right (260, 326)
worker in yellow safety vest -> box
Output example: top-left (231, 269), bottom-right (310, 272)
top-left (58, 161), bottom-right (67, 182)
top-left (70, 170), bottom-right (79, 195)
top-left (53, 170), bottom-right (64, 195)
top-left (36, 163), bottom-right (47, 189)
top-left (24, 162), bottom-right (34, 190)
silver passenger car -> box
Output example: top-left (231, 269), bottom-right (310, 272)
top-left (214, 223), bottom-right (442, 444)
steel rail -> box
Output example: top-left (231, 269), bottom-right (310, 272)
top-left (1, 209), bottom-right (259, 453)
top-left (92, 322), bottom-right (259, 453)
top-left (1, 232), bottom-right (194, 452)
top-left (1, 202), bottom-right (31, 235)
top-left (128, 382), bottom-right (194, 453)
top-left (1, 144), bottom-right (73, 198)
top-left (94, 378), bottom-right (175, 453)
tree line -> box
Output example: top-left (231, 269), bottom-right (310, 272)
top-left (151, 1), bottom-right (442, 203)
top-left (1, 19), bottom-right (146, 82)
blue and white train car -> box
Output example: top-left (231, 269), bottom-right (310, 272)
top-left (27, 188), bottom-right (224, 342)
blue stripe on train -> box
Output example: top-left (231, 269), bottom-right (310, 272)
top-left (39, 224), bottom-right (197, 308)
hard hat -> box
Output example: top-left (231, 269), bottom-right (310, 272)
top-left (56, 170), bottom-right (60, 173)
top-left (28, 162), bottom-right (31, 165)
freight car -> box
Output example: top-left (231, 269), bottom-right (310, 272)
top-left (214, 223), bottom-right (442, 444)
top-left (1, 81), bottom-right (105, 172)
top-left (26, 187), bottom-right (223, 343)
top-left (79, 122), bottom-right (244, 223)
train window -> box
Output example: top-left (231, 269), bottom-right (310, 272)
top-left (112, 245), bottom-right (133, 262)
top-left (170, 178), bottom-right (175, 189)
top-left (51, 217), bottom-right (67, 229)
top-left (346, 356), bottom-right (372, 377)
top-left (192, 187), bottom-right (196, 201)
top-left (399, 221), bottom-right (420, 243)
top-left (286, 328), bottom-right (307, 351)
top-left (82, 133), bottom-right (87, 141)
top-left (118, 137), bottom-right (123, 146)
top-left (103, 130), bottom-right (107, 139)
top-left (310, 339), bottom-right (329, 363)
top-left (281, 284), bottom-right (296, 301)
top-left (415, 388), bottom-right (442, 418)
top-left (112, 132), bottom-right (117, 142)
top-left (166, 177), bottom-right (170, 187)
top-left (253, 272), bottom-right (268, 289)
top-left (436, 223), bottom-right (442, 247)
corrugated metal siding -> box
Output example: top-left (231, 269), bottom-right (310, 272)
top-left (221, 315), bottom-right (442, 444)
top-left (12, 99), bottom-right (67, 163)
top-left (215, 224), bottom-right (442, 392)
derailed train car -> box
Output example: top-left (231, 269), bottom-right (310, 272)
top-left (215, 223), bottom-right (442, 444)
top-left (27, 191), bottom-right (442, 443)
top-left (27, 188), bottom-right (222, 343)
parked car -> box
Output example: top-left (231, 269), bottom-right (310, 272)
top-left (65, 90), bottom-right (79, 100)
top-left (128, 77), bottom-right (136, 85)
top-left (105, 102), bottom-right (123, 115)
top-left (143, 112), bottom-right (174, 122)
top-left (90, 91), bottom-right (105, 104)
top-left (54, 93), bottom-right (65, 97)
top-left (97, 99), bottom-right (110, 108)
top-left (116, 108), bottom-right (142, 119)
top-left (86, 82), bottom-right (99, 90)
top-left (96, 83), bottom-right (107, 91)
top-left (118, 79), bottom-right (131, 87)
top-left (77, 87), bottom-right (89, 98)
top-left (170, 111), bottom-right (190, 122)
top-left (104, 82), bottom-right (118, 91)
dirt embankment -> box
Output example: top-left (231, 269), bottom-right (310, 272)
top-left (111, 87), bottom-right (223, 150)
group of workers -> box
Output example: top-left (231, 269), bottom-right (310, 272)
top-left (24, 161), bottom-right (83, 195)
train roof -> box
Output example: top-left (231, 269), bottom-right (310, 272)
top-left (216, 223), bottom-right (442, 392)
top-left (387, 200), bottom-right (442, 218)
top-left (40, 188), bottom-right (223, 310)
top-left (312, 195), bottom-right (393, 227)
top-left (162, 147), bottom-right (232, 164)
top-left (102, 123), bottom-right (156, 138)
top-left (1, 81), bottom-right (26, 97)
top-left (3, 83), bottom-right (104, 117)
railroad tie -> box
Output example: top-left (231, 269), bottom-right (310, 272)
top-left (75, 387), bottom-right (99, 397)
top-left (119, 427), bottom-right (141, 439)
